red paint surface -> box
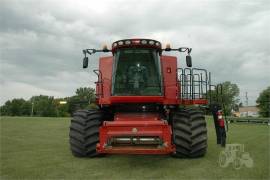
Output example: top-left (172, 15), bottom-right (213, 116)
top-left (160, 56), bottom-right (179, 104)
top-left (181, 99), bottom-right (208, 105)
top-left (97, 113), bottom-right (175, 154)
top-left (97, 56), bottom-right (113, 105)
top-left (110, 96), bottom-right (164, 104)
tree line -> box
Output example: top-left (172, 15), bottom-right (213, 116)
top-left (0, 83), bottom-right (269, 117)
top-left (0, 87), bottom-right (97, 117)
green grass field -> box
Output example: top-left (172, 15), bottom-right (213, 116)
top-left (1, 116), bottom-right (269, 180)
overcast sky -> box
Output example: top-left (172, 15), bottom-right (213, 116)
top-left (0, 0), bottom-right (269, 105)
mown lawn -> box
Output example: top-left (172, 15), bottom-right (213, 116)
top-left (0, 116), bottom-right (269, 180)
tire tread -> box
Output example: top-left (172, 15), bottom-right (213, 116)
top-left (172, 107), bottom-right (207, 158)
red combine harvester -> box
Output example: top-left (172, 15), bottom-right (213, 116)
top-left (69, 39), bottom-right (227, 158)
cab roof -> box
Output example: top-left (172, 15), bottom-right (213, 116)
top-left (111, 39), bottom-right (162, 53)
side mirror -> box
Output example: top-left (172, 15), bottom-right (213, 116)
top-left (83, 57), bottom-right (88, 68)
top-left (186, 55), bottom-right (192, 67)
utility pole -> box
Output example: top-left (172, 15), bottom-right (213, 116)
top-left (245, 92), bottom-right (248, 117)
top-left (31, 101), bottom-right (34, 117)
top-left (245, 92), bottom-right (248, 106)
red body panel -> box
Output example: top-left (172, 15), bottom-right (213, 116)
top-left (110, 96), bottom-right (163, 103)
top-left (97, 113), bottom-right (175, 154)
top-left (160, 56), bottom-right (179, 104)
top-left (181, 99), bottom-right (208, 105)
top-left (97, 56), bottom-right (113, 105)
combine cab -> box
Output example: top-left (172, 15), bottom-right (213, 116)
top-left (69, 39), bottom-right (227, 158)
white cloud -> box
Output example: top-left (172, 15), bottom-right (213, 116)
top-left (0, 0), bottom-right (269, 105)
top-left (0, 81), bottom-right (62, 103)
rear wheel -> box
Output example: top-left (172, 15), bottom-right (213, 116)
top-left (172, 108), bottom-right (207, 158)
top-left (69, 109), bottom-right (106, 157)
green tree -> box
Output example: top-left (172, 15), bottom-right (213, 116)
top-left (54, 98), bottom-right (70, 117)
top-left (208, 81), bottom-right (240, 116)
top-left (0, 87), bottom-right (97, 117)
top-left (75, 87), bottom-right (95, 103)
top-left (0, 100), bottom-right (11, 115)
top-left (0, 99), bottom-right (31, 116)
top-left (256, 87), bottom-right (270, 117)
top-left (68, 87), bottom-right (96, 114)
top-left (30, 95), bottom-right (57, 117)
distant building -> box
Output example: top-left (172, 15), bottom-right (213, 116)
top-left (232, 111), bottom-right (240, 117)
top-left (239, 106), bottom-right (259, 117)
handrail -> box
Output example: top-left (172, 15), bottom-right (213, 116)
top-left (93, 69), bottom-right (104, 98)
top-left (179, 68), bottom-right (209, 100)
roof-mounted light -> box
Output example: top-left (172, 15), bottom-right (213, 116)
top-left (118, 41), bottom-right (124, 45)
top-left (102, 44), bottom-right (108, 51)
top-left (141, 40), bottom-right (147, 44)
top-left (166, 43), bottom-right (171, 49)
top-left (125, 40), bottom-right (131, 45)
top-left (111, 39), bottom-right (162, 53)
top-left (149, 40), bottom-right (155, 45)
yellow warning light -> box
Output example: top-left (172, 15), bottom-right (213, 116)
top-left (59, 101), bottom-right (67, 105)
top-left (102, 44), bottom-right (108, 50)
top-left (165, 43), bottom-right (171, 49)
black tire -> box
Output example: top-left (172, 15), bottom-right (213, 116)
top-left (171, 107), bottom-right (207, 158)
top-left (69, 109), bottom-right (105, 157)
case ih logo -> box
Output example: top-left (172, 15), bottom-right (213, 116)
top-left (132, 128), bottom-right (138, 133)
top-left (219, 144), bottom-right (254, 170)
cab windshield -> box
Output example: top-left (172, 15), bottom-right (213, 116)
top-left (112, 48), bottom-right (162, 96)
